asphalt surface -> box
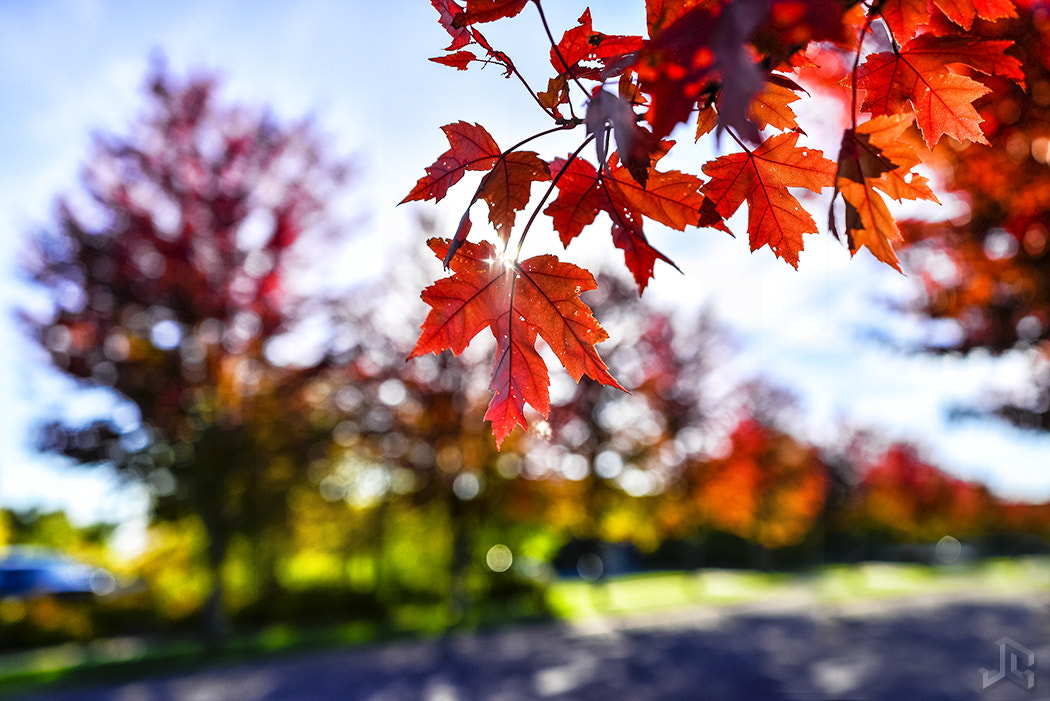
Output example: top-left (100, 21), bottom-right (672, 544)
top-left (14, 590), bottom-right (1050, 701)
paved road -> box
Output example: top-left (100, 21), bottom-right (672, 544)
top-left (16, 591), bottom-right (1050, 701)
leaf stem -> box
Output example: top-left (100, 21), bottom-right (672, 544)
top-left (726, 127), bottom-right (754, 155)
top-left (504, 122), bottom-right (582, 155)
top-left (850, 13), bottom-right (878, 131)
top-left (511, 134), bottom-right (595, 260)
top-left (471, 27), bottom-right (558, 120)
top-left (532, 0), bottom-right (590, 100)
top-left (505, 57), bottom-right (559, 120)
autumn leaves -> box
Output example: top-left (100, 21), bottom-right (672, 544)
top-left (833, 27), bottom-right (1024, 270)
top-left (410, 238), bottom-right (624, 445)
top-left (405, 0), bottom-right (1025, 445)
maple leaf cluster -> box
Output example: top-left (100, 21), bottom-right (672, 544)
top-left (405, 0), bottom-right (1029, 446)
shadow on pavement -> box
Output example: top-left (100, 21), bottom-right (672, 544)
top-left (16, 593), bottom-right (1050, 701)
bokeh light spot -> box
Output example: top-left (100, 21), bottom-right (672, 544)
top-left (935, 535), bottom-right (962, 564)
top-left (453, 472), bottom-right (480, 500)
top-left (485, 544), bottom-right (513, 572)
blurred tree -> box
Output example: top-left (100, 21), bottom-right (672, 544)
top-left (510, 273), bottom-right (732, 554)
top-left (899, 5), bottom-right (1050, 431)
top-left (131, 516), bottom-right (215, 624)
top-left (328, 260), bottom-right (830, 589)
top-left (21, 61), bottom-right (352, 642)
top-left (0, 508), bottom-right (116, 553)
top-left (521, 287), bottom-right (830, 569)
top-left (304, 261), bottom-right (742, 619)
top-left (997, 500), bottom-right (1050, 546)
top-left (306, 251), bottom-right (524, 625)
top-left (0, 511), bottom-right (9, 548)
top-left (834, 443), bottom-right (1000, 544)
top-left (689, 415), bottom-right (827, 555)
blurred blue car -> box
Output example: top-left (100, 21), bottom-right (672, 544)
top-left (0, 546), bottom-right (116, 599)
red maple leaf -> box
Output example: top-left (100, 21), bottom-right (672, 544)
top-left (751, 0), bottom-right (852, 64)
top-left (543, 153), bottom-right (721, 291)
top-left (543, 155), bottom-right (607, 245)
top-left (430, 51), bottom-right (477, 70)
top-left (452, 0), bottom-right (531, 27)
top-left (411, 238), bottom-right (624, 446)
top-left (402, 122), bottom-right (550, 264)
top-left (550, 9), bottom-right (644, 78)
top-left (401, 121), bottom-right (500, 204)
top-left (702, 131), bottom-right (836, 268)
top-left (645, 0), bottom-right (707, 39)
top-left (478, 150), bottom-right (552, 241)
top-left (431, 0), bottom-right (472, 50)
top-left (585, 89), bottom-right (655, 186)
top-left (901, 35), bottom-right (1025, 88)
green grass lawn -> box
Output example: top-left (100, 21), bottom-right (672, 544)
top-left (1, 556), bottom-right (1046, 698)
top-left (545, 556), bottom-right (1050, 620)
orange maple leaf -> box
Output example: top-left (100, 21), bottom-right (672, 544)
top-left (932, 0), bottom-right (1017, 31)
top-left (833, 114), bottom-right (938, 270)
top-left (748, 79), bottom-right (803, 133)
top-left (702, 132), bottom-right (836, 268)
top-left (411, 238), bottom-right (624, 446)
top-left (836, 178), bottom-right (903, 271)
top-left (854, 34), bottom-right (1022, 147)
top-left (878, 0), bottom-right (930, 42)
top-left (858, 114), bottom-right (938, 204)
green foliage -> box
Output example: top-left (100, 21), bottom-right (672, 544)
top-left (1, 509), bottom-right (115, 553)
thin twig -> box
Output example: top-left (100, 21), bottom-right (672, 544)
top-left (850, 13), bottom-right (878, 131)
top-left (512, 134), bottom-right (595, 259)
top-left (533, 0), bottom-right (590, 100)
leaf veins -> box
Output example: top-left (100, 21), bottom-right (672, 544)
top-left (543, 153), bottom-right (719, 292)
top-left (401, 121), bottom-right (500, 204)
top-left (702, 132), bottom-right (836, 268)
top-left (853, 34), bottom-right (1022, 147)
top-left (411, 237), bottom-right (624, 446)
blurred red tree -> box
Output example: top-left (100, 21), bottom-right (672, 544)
top-left (689, 415), bottom-right (827, 550)
top-left (899, 4), bottom-right (1050, 433)
top-left (22, 61), bottom-right (353, 641)
top-left (835, 443), bottom-right (1000, 543)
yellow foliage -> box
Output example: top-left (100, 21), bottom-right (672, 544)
top-left (132, 517), bottom-right (211, 621)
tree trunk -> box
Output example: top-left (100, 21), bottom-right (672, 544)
top-left (195, 427), bottom-right (237, 647)
top-left (447, 496), bottom-right (472, 629)
top-left (202, 529), bottom-right (229, 647)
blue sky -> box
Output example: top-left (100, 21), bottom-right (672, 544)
top-left (1, 1), bottom-right (1047, 543)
